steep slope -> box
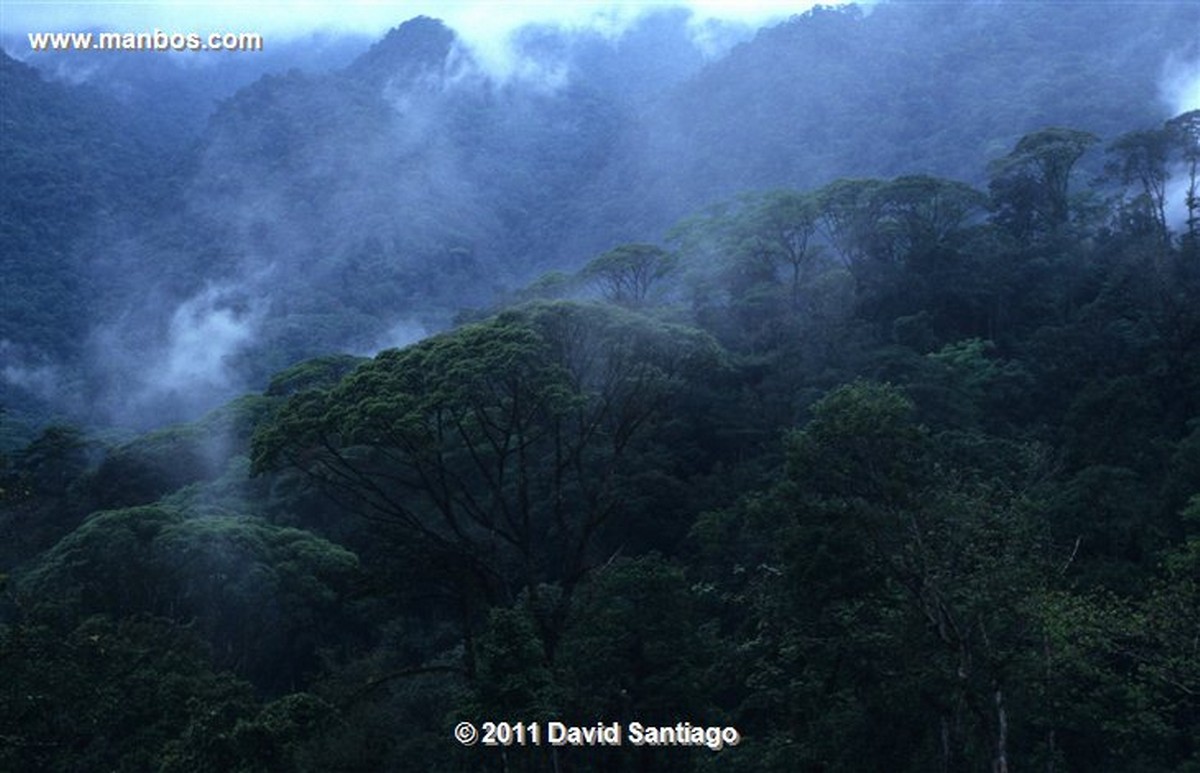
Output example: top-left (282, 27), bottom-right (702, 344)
top-left (6, 31), bottom-right (370, 150)
top-left (0, 53), bottom-right (177, 411)
top-left (597, 2), bottom-right (1200, 238)
top-left (4, 2), bottom-right (1199, 431)
top-left (162, 17), bottom-right (644, 378)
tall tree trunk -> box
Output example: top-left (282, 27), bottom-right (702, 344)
top-left (993, 687), bottom-right (1009, 773)
top-left (940, 715), bottom-right (952, 773)
top-left (1044, 631), bottom-right (1057, 773)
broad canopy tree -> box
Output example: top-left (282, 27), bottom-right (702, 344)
top-left (988, 127), bottom-right (1099, 239)
top-left (696, 381), bottom-right (1062, 772)
top-left (580, 243), bottom-right (677, 306)
top-left (251, 301), bottom-right (724, 655)
top-left (665, 190), bottom-right (822, 313)
top-left (15, 505), bottom-right (362, 694)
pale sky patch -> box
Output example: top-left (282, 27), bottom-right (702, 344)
top-left (1161, 53), bottom-right (1200, 116)
top-left (1, 1), bottom-right (824, 37)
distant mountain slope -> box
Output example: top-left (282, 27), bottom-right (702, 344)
top-left (0, 53), bottom-right (170, 362)
top-left (3, 31), bottom-right (372, 148)
top-left (599, 1), bottom-right (1200, 237)
top-left (3, 2), bottom-right (1198, 430)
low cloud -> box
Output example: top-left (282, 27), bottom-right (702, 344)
top-left (90, 281), bottom-right (264, 428)
top-left (1, 1), bottom-right (835, 84)
top-left (155, 284), bottom-right (261, 395)
top-left (1, 340), bottom-right (63, 404)
top-left (1162, 55), bottom-right (1200, 115)
top-left (358, 318), bottom-right (430, 356)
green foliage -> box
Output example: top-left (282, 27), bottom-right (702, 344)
top-left (9, 9), bottom-right (1200, 767)
top-left (786, 380), bottom-right (930, 504)
top-left (0, 615), bottom-right (258, 773)
top-left (0, 55), bottom-right (172, 364)
top-left (1107, 128), bottom-right (1172, 242)
top-left (265, 354), bottom-right (368, 397)
top-left (671, 174), bottom-right (995, 355)
top-left (472, 605), bottom-right (558, 719)
top-left (580, 243), bottom-right (678, 305)
top-left (0, 426), bottom-right (96, 574)
top-left (252, 301), bottom-right (725, 622)
top-left (10, 425), bottom-right (91, 493)
top-left (17, 506), bottom-right (363, 693)
top-left (988, 127), bottom-right (1100, 237)
top-left (689, 380), bottom-right (1068, 771)
top-left (84, 424), bottom-right (223, 509)
top-left (81, 395), bottom-right (279, 510)
top-left (913, 338), bottom-right (1033, 430)
top-left (162, 692), bottom-right (339, 773)
top-left (557, 556), bottom-right (712, 723)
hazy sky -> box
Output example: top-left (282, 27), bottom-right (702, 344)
top-left (2, 1), bottom-right (848, 73)
top-left (2, 0), bottom-right (815, 34)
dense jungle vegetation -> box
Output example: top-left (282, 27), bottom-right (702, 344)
top-left (3, 2), bottom-right (1200, 770)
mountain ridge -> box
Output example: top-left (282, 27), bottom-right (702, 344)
top-left (2, 2), bottom-right (1198, 430)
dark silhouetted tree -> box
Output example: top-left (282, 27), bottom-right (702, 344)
top-left (989, 127), bottom-right (1099, 238)
top-left (1106, 128), bottom-right (1171, 244)
top-left (580, 243), bottom-right (677, 305)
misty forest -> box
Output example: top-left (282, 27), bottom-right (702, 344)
top-left (4, 2), bottom-right (1200, 770)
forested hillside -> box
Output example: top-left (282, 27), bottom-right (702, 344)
top-left (3, 2), bottom-right (1197, 431)
top-left (3, 1), bottom-right (1200, 770)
